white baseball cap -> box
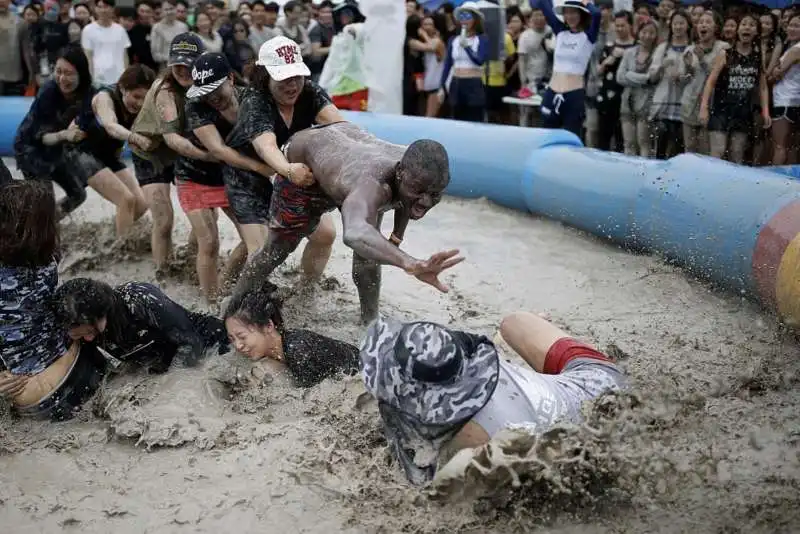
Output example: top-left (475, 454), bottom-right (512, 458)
top-left (256, 36), bottom-right (311, 81)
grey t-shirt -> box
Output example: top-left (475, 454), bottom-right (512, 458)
top-left (472, 357), bottom-right (627, 437)
top-left (249, 24), bottom-right (281, 54)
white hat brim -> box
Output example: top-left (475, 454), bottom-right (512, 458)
top-left (260, 61), bottom-right (311, 81)
top-left (186, 77), bottom-right (226, 99)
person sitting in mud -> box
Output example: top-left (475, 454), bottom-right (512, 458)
top-left (52, 278), bottom-right (230, 373)
top-left (360, 311), bottom-right (628, 485)
top-left (67, 64), bottom-right (156, 239)
top-left (231, 121), bottom-right (464, 324)
top-left (0, 182), bottom-right (107, 421)
top-left (224, 282), bottom-right (360, 387)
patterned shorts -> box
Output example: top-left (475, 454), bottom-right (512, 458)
top-left (269, 175), bottom-right (337, 241)
top-left (224, 166), bottom-right (273, 225)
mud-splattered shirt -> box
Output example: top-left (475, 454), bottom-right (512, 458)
top-left (97, 282), bottom-right (228, 370)
top-left (282, 329), bottom-right (360, 388)
top-left (13, 81), bottom-right (95, 177)
top-left (175, 86), bottom-right (247, 186)
top-left (76, 85), bottom-right (136, 160)
top-left (0, 260), bottom-right (70, 374)
top-left (226, 80), bottom-right (332, 157)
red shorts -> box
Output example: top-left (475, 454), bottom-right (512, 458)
top-left (177, 180), bottom-right (229, 212)
top-left (332, 89), bottom-right (369, 111)
top-left (543, 338), bottom-right (612, 375)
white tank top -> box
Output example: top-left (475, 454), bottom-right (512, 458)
top-left (451, 35), bottom-right (481, 69)
top-left (552, 30), bottom-right (594, 76)
top-left (774, 43), bottom-right (800, 107)
top-left (423, 50), bottom-right (444, 92)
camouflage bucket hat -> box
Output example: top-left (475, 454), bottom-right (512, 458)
top-left (360, 315), bottom-right (499, 484)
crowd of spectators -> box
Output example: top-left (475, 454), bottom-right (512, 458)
top-left (0, 0), bottom-right (798, 164)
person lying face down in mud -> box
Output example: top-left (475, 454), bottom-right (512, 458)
top-left (360, 312), bottom-right (629, 485)
top-left (231, 121), bottom-right (464, 324)
top-left (52, 278), bottom-right (230, 373)
top-left (224, 282), bottom-right (360, 387)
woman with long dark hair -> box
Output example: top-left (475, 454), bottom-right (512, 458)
top-left (14, 45), bottom-right (94, 219)
top-left (617, 19), bottom-right (658, 156)
top-left (129, 33), bottom-right (208, 275)
top-left (226, 35), bottom-right (343, 284)
top-left (700, 13), bottom-right (770, 164)
top-left (67, 64), bottom-right (154, 239)
top-left (769, 12), bottom-right (800, 165)
top-left (0, 181), bottom-right (107, 421)
top-left (648, 9), bottom-right (692, 159)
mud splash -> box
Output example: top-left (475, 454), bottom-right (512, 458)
top-left (2, 180), bottom-right (800, 533)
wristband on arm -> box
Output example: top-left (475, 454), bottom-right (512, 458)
top-left (389, 233), bottom-right (402, 246)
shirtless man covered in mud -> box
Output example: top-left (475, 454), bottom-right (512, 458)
top-left (231, 121), bottom-right (463, 323)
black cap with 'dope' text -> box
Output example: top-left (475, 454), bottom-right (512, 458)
top-left (186, 53), bottom-right (232, 99)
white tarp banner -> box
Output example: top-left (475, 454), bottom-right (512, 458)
top-left (360, 0), bottom-right (405, 114)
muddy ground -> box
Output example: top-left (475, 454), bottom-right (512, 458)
top-left (1, 163), bottom-right (799, 534)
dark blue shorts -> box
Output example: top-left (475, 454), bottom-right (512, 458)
top-left (540, 88), bottom-right (586, 137)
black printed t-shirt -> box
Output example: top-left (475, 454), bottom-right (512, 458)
top-left (226, 79), bottom-right (333, 159)
top-left (712, 47), bottom-right (761, 117)
top-left (76, 85), bottom-right (135, 160)
top-left (176, 86), bottom-right (248, 186)
top-left (281, 329), bottom-right (360, 388)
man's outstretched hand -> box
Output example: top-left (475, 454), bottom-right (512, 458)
top-left (405, 249), bottom-right (464, 292)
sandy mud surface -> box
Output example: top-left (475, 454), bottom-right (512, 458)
top-left (1, 161), bottom-right (799, 533)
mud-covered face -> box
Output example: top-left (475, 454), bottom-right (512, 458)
top-left (738, 16), bottom-right (758, 44)
top-left (203, 78), bottom-right (236, 111)
top-left (68, 317), bottom-right (107, 342)
top-left (398, 171), bottom-right (445, 220)
top-left (268, 75), bottom-right (303, 106)
top-left (225, 317), bottom-right (281, 361)
top-left (54, 58), bottom-right (80, 95)
top-left (122, 87), bottom-right (148, 114)
top-left (172, 65), bottom-right (194, 88)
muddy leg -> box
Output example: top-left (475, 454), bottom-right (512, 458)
top-left (232, 230), bottom-right (303, 300)
top-left (352, 252), bottom-right (381, 325)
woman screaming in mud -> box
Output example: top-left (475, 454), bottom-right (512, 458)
top-left (0, 182), bottom-right (107, 421)
top-left (223, 282), bottom-right (360, 388)
top-left (360, 311), bottom-right (628, 485)
top-left (129, 33), bottom-right (208, 276)
top-left (66, 64), bottom-right (155, 239)
top-left (14, 45), bottom-right (95, 219)
top-left (52, 278), bottom-right (230, 373)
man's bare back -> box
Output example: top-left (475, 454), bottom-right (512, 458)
top-left (285, 122), bottom-right (405, 206)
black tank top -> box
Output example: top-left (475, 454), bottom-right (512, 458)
top-left (78, 86), bottom-right (135, 157)
top-left (713, 47), bottom-right (761, 110)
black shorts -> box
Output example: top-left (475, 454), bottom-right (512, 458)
top-left (773, 105), bottom-right (800, 124)
top-left (63, 146), bottom-right (127, 186)
top-left (133, 154), bottom-right (175, 187)
top-left (15, 343), bottom-right (107, 422)
top-left (223, 166), bottom-right (273, 225)
top-left (485, 85), bottom-right (507, 112)
top-left (708, 107), bottom-right (754, 135)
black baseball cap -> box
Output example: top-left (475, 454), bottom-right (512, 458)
top-left (187, 52), bottom-right (232, 99)
top-left (168, 33), bottom-right (205, 67)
